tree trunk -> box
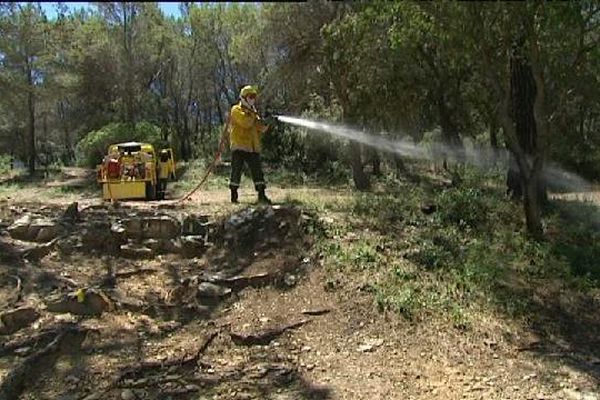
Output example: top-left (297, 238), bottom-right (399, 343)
top-left (523, 163), bottom-right (544, 239)
top-left (371, 151), bottom-right (381, 176)
top-left (438, 94), bottom-right (464, 168)
top-left (58, 101), bottom-right (73, 165)
top-left (490, 120), bottom-right (498, 149)
top-left (489, 119), bottom-right (499, 167)
top-left (474, 9), bottom-right (546, 238)
top-left (504, 48), bottom-right (544, 238)
top-left (26, 63), bottom-right (35, 176)
top-left (349, 141), bottom-right (370, 191)
top-left (506, 154), bottom-right (522, 198)
top-left (507, 53), bottom-right (546, 206)
top-left (394, 154), bottom-right (406, 178)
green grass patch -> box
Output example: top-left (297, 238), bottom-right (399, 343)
top-left (310, 164), bottom-right (600, 329)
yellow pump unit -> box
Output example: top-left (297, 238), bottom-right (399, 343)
top-left (96, 142), bottom-right (176, 201)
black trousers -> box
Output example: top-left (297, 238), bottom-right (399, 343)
top-left (157, 178), bottom-right (167, 200)
top-left (229, 150), bottom-right (266, 191)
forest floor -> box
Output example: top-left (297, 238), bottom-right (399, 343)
top-left (0, 165), bottom-right (599, 400)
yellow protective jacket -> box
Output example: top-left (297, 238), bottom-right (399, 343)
top-left (158, 162), bottom-right (171, 180)
top-left (228, 102), bottom-right (267, 153)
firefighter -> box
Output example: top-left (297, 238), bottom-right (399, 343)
top-left (226, 85), bottom-right (271, 204)
top-left (158, 149), bottom-right (171, 200)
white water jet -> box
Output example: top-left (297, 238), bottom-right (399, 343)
top-left (275, 115), bottom-right (593, 194)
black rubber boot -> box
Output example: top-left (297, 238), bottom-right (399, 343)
top-left (257, 189), bottom-right (272, 205)
top-left (230, 188), bottom-right (239, 204)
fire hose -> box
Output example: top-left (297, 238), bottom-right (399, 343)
top-left (174, 117), bottom-right (231, 204)
top-left (171, 108), bottom-right (277, 204)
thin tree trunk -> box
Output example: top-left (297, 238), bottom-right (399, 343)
top-left (523, 164), bottom-right (543, 239)
top-left (337, 73), bottom-right (369, 191)
top-left (26, 62), bottom-right (35, 176)
top-left (472, 7), bottom-right (545, 238)
top-left (349, 141), bottom-right (370, 191)
top-left (394, 154), bottom-right (406, 178)
top-left (371, 151), bottom-right (381, 176)
top-left (58, 101), bottom-right (72, 164)
top-left (438, 95), bottom-right (463, 168)
top-left (490, 120), bottom-right (498, 149)
top-left (506, 154), bottom-right (522, 199)
top-left (506, 47), bottom-right (544, 238)
top-left (489, 118), bottom-right (499, 167)
top-left (213, 80), bottom-right (224, 125)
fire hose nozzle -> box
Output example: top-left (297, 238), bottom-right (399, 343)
top-left (262, 109), bottom-right (280, 126)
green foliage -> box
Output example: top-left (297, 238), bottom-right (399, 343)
top-left (405, 235), bottom-right (458, 270)
top-left (351, 184), bottom-right (426, 232)
top-left (375, 283), bottom-right (419, 320)
top-left (436, 187), bottom-right (490, 230)
top-left (311, 166), bottom-right (600, 328)
top-left (548, 201), bottom-right (600, 284)
top-left (0, 154), bottom-right (10, 175)
top-left (323, 239), bottom-right (381, 272)
top-left (75, 121), bottom-right (166, 167)
top-left (261, 94), bottom-right (348, 182)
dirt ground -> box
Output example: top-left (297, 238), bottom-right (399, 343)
top-left (1, 171), bottom-right (599, 400)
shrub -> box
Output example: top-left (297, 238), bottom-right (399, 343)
top-left (436, 187), bottom-right (490, 230)
top-left (0, 154), bottom-right (10, 174)
top-left (76, 121), bottom-right (166, 167)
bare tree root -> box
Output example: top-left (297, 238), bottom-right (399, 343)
top-left (229, 319), bottom-right (310, 346)
top-left (116, 329), bottom-right (219, 384)
top-left (0, 325), bottom-right (89, 400)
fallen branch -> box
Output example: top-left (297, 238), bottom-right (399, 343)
top-left (22, 237), bottom-right (60, 262)
top-left (0, 329), bottom-right (57, 357)
top-left (0, 325), bottom-right (88, 400)
top-left (205, 273), bottom-right (275, 290)
top-left (301, 308), bottom-right (330, 316)
top-left (159, 386), bottom-right (200, 396)
top-left (0, 238), bottom-right (21, 262)
top-left (0, 307), bottom-right (40, 335)
top-left (115, 268), bottom-right (157, 279)
top-left (229, 320), bottom-right (310, 346)
top-left (11, 275), bottom-right (22, 302)
top-left (52, 274), bottom-right (79, 289)
top-left (117, 330), bottom-right (219, 383)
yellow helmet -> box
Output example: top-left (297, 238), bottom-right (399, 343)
top-left (240, 85), bottom-right (258, 98)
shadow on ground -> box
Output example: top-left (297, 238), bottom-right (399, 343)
top-left (489, 198), bottom-right (600, 383)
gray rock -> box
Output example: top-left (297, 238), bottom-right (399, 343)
top-left (357, 344), bottom-right (374, 353)
top-left (7, 215), bottom-right (32, 240)
top-left (180, 235), bottom-right (206, 258)
top-left (111, 222), bottom-right (126, 235)
top-left (120, 243), bottom-right (154, 259)
top-left (35, 224), bottom-right (61, 242)
top-left (159, 238), bottom-right (182, 254)
top-left (61, 202), bottom-right (80, 223)
top-left (145, 216), bottom-right (181, 239)
top-left (82, 394), bottom-right (103, 400)
top-left (121, 389), bottom-right (136, 400)
top-left (142, 238), bottom-right (161, 252)
top-left (562, 389), bottom-right (582, 400)
top-left (58, 395), bottom-right (78, 400)
top-left (0, 307), bottom-right (40, 335)
top-left (7, 217), bottom-right (60, 242)
top-left (122, 218), bottom-right (143, 239)
top-left (182, 214), bottom-right (209, 236)
top-left (197, 282), bottom-right (231, 298)
top-left (283, 274), bottom-right (297, 287)
top-left (46, 289), bottom-right (113, 316)
top-left (82, 221), bottom-right (122, 251)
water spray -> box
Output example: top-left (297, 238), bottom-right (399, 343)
top-left (274, 115), bottom-right (593, 194)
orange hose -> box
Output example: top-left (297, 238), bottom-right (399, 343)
top-left (174, 118), bottom-right (230, 204)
